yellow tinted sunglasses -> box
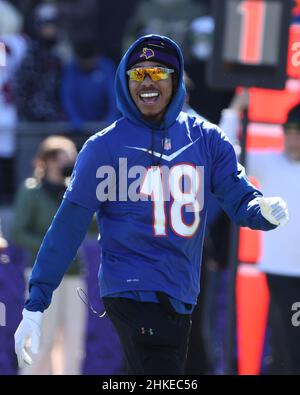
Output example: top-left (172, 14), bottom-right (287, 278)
top-left (126, 67), bottom-right (175, 82)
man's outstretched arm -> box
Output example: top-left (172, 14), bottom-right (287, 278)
top-left (213, 164), bottom-right (288, 230)
top-left (210, 126), bottom-right (288, 230)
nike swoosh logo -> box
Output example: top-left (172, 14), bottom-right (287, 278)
top-left (125, 137), bottom-right (200, 162)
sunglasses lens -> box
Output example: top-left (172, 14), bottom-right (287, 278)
top-left (149, 68), bottom-right (168, 81)
top-left (128, 68), bottom-right (171, 82)
top-left (128, 69), bottom-right (145, 82)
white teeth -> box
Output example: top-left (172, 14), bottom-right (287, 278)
top-left (140, 92), bottom-right (159, 98)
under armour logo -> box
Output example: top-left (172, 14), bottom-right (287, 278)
top-left (140, 48), bottom-right (155, 60)
top-left (141, 327), bottom-right (154, 335)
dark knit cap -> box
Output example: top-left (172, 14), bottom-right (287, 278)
top-left (127, 39), bottom-right (180, 72)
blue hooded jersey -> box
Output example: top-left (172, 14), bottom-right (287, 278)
top-left (26, 34), bottom-right (276, 313)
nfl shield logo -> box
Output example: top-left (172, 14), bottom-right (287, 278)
top-left (162, 138), bottom-right (171, 151)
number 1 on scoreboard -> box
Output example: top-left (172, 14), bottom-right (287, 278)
top-left (238, 0), bottom-right (266, 64)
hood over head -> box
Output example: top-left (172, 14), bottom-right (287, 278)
top-left (115, 34), bottom-right (186, 130)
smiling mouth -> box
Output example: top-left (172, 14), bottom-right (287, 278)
top-left (139, 91), bottom-right (160, 103)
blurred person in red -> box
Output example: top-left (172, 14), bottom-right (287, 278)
top-left (12, 136), bottom-right (86, 374)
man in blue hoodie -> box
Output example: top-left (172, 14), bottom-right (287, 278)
top-left (14, 35), bottom-right (289, 375)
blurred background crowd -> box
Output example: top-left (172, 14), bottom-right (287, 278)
top-left (0, 0), bottom-right (299, 376)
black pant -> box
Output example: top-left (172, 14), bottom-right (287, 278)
top-left (103, 297), bottom-right (192, 375)
top-left (267, 274), bottom-right (300, 375)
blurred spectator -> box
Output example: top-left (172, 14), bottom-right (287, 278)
top-left (61, 36), bottom-right (118, 132)
top-left (96, 0), bottom-right (138, 63)
top-left (185, 14), bottom-right (234, 124)
top-left (56, 0), bottom-right (138, 64)
top-left (189, 15), bottom-right (214, 63)
top-left (61, 0), bottom-right (101, 43)
top-left (0, 215), bottom-right (25, 375)
top-left (0, 1), bottom-right (27, 204)
top-left (15, 3), bottom-right (63, 121)
top-left (221, 94), bottom-right (300, 375)
top-left (12, 136), bottom-right (86, 374)
top-left (183, 71), bottom-right (208, 120)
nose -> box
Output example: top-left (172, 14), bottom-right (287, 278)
top-left (141, 74), bottom-right (153, 86)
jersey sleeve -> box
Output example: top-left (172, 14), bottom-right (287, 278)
top-left (25, 199), bottom-right (94, 312)
top-left (210, 127), bottom-right (276, 230)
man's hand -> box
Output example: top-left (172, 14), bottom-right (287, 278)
top-left (255, 196), bottom-right (289, 226)
top-left (14, 309), bottom-right (43, 368)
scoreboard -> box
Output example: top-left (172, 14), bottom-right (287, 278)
top-left (207, 0), bottom-right (293, 89)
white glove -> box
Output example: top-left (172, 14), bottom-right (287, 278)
top-left (14, 309), bottom-right (43, 368)
top-left (255, 196), bottom-right (289, 226)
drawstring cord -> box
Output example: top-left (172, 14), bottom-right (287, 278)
top-left (76, 287), bottom-right (106, 318)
